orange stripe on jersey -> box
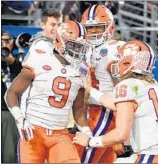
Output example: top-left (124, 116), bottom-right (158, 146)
top-left (23, 65), bottom-right (35, 78)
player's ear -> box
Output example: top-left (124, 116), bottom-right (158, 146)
top-left (40, 21), bottom-right (45, 30)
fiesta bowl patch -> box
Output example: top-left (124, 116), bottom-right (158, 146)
top-left (42, 65), bottom-right (52, 71)
top-left (100, 48), bottom-right (108, 57)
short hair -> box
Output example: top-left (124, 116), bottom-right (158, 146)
top-left (41, 8), bottom-right (62, 23)
top-left (2, 30), bottom-right (12, 40)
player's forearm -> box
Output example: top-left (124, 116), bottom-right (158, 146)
top-left (90, 88), bottom-right (116, 111)
top-left (73, 108), bottom-right (88, 127)
top-left (78, 88), bottom-right (90, 127)
top-left (102, 128), bottom-right (127, 146)
top-left (88, 128), bottom-right (126, 148)
top-left (5, 88), bottom-right (20, 108)
top-left (73, 107), bottom-right (92, 136)
top-left (5, 89), bottom-right (24, 120)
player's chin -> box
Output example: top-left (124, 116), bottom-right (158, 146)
top-left (50, 33), bottom-right (56, 40)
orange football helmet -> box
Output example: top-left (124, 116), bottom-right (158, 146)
top-left (55, 20), bottom-right (91, 66)
top-left (111, 40), bottom-right (156, 78)
top-left (81, 4), bottom-right (115, 45)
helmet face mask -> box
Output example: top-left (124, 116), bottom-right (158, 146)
top-left (85, 20), bottom-right (114, 45)
top-left (81, 5), bottom-right (115, 46)
top-left (85, 23), bottom-right (105, 45)
top-left (61, 39), bottom-right (90, 66)
top-left (55, 20), bottom-right (92, 67)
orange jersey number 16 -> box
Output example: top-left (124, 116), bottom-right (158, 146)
top-left (149, 88), bottom-right (158, 119)
top-left (48, 77), bottom-right (71, 108)
top-left (115, 85), bottom-right (127, 98)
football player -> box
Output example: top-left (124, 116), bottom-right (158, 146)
top-left (73, 40), bottom-right (158, 163)
top-left (5, 10), bottom-right (92, 163)
top-left (76, 4), bottom-right (126, 163)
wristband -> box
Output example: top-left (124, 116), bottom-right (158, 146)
top-left (9, 106), bottom-right (24, 120)
top-left (75, 123), bottom-right (92, 137)
top-left (88, 136), bottom-right (104, 148)
top-left (90, 88), bottom-right (104, 104)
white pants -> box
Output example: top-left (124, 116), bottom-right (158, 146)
top-left (114, 154), bottom-right (137, 163)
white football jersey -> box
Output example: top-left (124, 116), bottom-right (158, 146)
top-left (114, 78), bottom-right (158, 154)
top-left (22, 41), bottom-right (83, 129)
top-left (89, 40), bottom-right (126, 104)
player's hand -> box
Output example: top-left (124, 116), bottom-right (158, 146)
top-left (113, 143), bottom-right (125, 155)
top-left (16, 117), bottom-right (35, 141)
top-left (72, 132), bottom-right (90, 147)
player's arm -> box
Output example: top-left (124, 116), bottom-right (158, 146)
top-left (6, 68), bottom-right (33, 108)
top-left (73, 81), bottom-right (137, 147)
top-left (87, 81), bottom-right (137, 147)
top-left (82, 75), bottom-right (116, 111)
top-left (5, 68), bottom-right (34, 141)
top-left (73, 101), bottom-right (136, 147)
top-left (96, 91), bottom-right (116, 111)
top-left (97, 101), bottom-right (135, 147)
top-left (72, 88), bottom-right (92, 136)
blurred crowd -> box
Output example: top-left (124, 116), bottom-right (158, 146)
top-left (2, 1), bottom-right (119, 25)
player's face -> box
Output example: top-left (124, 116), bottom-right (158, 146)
top-left (2, 34), bottom-right (13, 50)
top-left (42, 16), bottom-right (62, 40)
top-left (85, 24), bottom-right (105, 41)
top-left (86, 25), bottom-right (105, 35)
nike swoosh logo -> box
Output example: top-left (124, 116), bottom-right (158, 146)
top-left (96, 58), bottom-right (101, 61)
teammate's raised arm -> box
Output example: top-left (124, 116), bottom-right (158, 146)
top-left (81, 75), bottom-right (116, 111)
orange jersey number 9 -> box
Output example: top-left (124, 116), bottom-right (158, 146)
top-left (48, 77), bottom-right (71, 108)
top-left (149, 88), bottom-right (158, 119)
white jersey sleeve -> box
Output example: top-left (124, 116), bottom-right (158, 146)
top-left (114, 79), bottom-right (138, 104)
top-left (22, 40), bottom-right (54, 76)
